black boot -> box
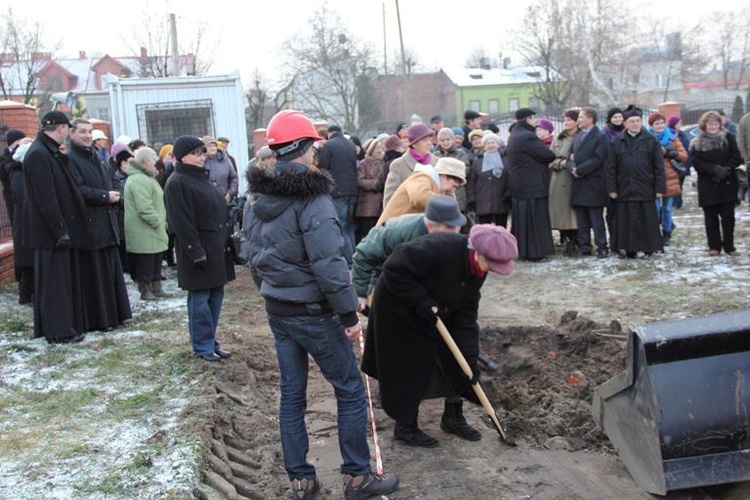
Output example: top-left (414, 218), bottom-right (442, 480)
top-left (394, 420), bottom-right (439, 448)
top-left (662, 230), bottom-right (671, 247)
top-left (440, 400), bottom-right (481, 441)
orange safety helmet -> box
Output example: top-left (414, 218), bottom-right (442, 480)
top-left (265, 109), bottom-right (323, 147)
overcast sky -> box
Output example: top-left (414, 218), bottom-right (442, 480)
top-left (5, 0), bottom-right (738, 90)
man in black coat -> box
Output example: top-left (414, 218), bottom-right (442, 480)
top-left (21, 111), bottom-right (87, 343)
top-left (505, 108), bottom-right (557, 260)
top-left (317, 125), bottom-right (359, 265)
top-left (606, 107), bottom-right (665, 257)
top-left (68, 118), bottom-right (132, 332)
top-left (164, 136), bottom-right (235, 362)
top-left (568, 107), bottom-right (611, 258)
top-left (363, 225), bottom-right (518, 449)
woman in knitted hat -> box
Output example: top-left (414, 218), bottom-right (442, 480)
top-left (603, 107), bottom-right (625, 142)
top-left (647, 113), bottom-right (688, 247)
top-left (689, 110), bottom-right (744, 256)
top-left (362, 224), bottom-right (518, 448)
top-left (382, 123), bottom-right (439, 208)
top-left (548, 109), bottom-right (580, 254)
top-left (355, 138), bottom-right (386, 242)
top-left (467, 132), bottom-right (510, 227)
top-left (535, 119), bottom-right (555, 147)
top-left (112, 149), bottom-right (133, 274)
top-left (124, 147), bottom-right (169, 300)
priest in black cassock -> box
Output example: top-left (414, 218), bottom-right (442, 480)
top-left (21, 111), bottom-right (87, 343)
top-left (68, 119), bottom-right (132, 331)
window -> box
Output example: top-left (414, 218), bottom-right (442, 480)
top-left (469, 100), bottom-right (480, 112)
top-left (529, 97), bottom-right (540, 109)
top-left (136, 99), bottom-right (215, 146)
top-left (508, 98), bottom-right (520, 113)
top-left (488, 99), bottom-right (499, 115)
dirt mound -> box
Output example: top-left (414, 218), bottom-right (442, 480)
top-left (480, 311), bottom-right (627, 452)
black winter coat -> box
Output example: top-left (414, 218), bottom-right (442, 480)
top-left (21, 132), bottom-right (88, 249)
top-left (690, 132), bottom-right (743, 207)
top-left (606, 130), bottom-right (666, 201)
top-left (318, 133), bottom-right (359, 198)
top-left (8, 160), bottom-right (33, 267)
top-left (164, 162), bottom-right (235, 291)
top-left (362, 232), bottom-right (484, 423)
top-left (569, 126), bottom-right (610, 207)
top-left (68, 142), bottom-right (120, 251)
top-left (467, 153), bottom-right (510, 215)
top-left (505, 121), bottom-right (556, 199)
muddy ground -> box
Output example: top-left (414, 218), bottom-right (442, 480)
top-left (195, 184), bottom-right (750, 500)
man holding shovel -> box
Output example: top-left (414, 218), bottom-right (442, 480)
top-left (362, 224), bottom-right (518, 447)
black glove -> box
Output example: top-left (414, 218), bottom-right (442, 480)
top-left (192, 255), bottom-right (208, 270)
top-left (415, 299), bottom-right (439, 326)
top-left (467, 202), bottom-right (476, 212)
top-left (55, 234), bottom-right (71, 248)
top-left (714, 166), bottom-right (731, 181)
top-left (666, 149), bottom-right (679, 160)
top-left (462, 360), bottom-right (481, 385)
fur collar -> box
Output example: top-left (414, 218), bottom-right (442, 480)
top-left (247, 161), bottom-right (334, 199)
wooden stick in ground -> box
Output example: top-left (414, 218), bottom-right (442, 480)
top-left (435, 318), bottom-right (512, 444)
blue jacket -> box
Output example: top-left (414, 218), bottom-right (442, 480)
top-left (245, 161), bottom-right (358, 327)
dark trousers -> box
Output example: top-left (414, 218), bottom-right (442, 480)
top-left (703, 202), bottom-right (735, 252)
top-left (576, 206), bottom-right (608, 253)
top-left (16, 265), bottom-right (34, 304)
top-left (131, 253), bottom-right (163, 283)
top-left (477, 213), bottom-right (509, 228)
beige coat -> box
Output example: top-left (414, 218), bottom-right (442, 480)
top-left (377, 172), bottom-right (438, 225)
top-left (382, 151), bottom-right (438, 208)
top-left (548, 132), bottom-right (578, 230)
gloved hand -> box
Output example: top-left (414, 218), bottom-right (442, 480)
top-left (666, 149), bottom-right (679, 160)
top-left (192, 255), bottom-right (208, 270)
top-left (55, 234), bottom-right (71, 248)
top-left (713, 165), bottom-right (731, 181)
top-left (415, 299), bottom-right (439, 326)
top-left (462, 360), bottom-right (481, 385)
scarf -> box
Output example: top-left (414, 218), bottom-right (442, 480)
top-left (690, 130), bottom-right (728, 153)
top-left (409, 147), bottom-right (432, 165)
top-left (414, 164), bottom-right (440, 189)
top-left (482, 151), bottom-right (504, 178)
top-left (650, 126), bottom-right (675, 147)
top-left (468, 249), bottom-right (486, 277)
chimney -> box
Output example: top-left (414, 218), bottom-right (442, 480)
top-left (479, 57), bottom-right (490, 70)
top-left (503, 57), bottom-right (511, 69)
top-left (79, 51), bottom-right (86, 59)
top-left (140, 47), bottom-right (148, 60)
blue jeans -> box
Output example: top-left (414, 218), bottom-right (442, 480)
top-left (655, 196), bottom-right (674, 233)
top-left (268, 312), bottom-right (370, 480)
top-left (187, 286), bottom-right (224, 355)
top-left (333, 196), bottom-right (357, 266)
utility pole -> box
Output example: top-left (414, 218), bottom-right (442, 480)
top-left (395, 0), bottom-right (411, 124)
top-left (382, 2), bottom-right (387, 75)
top-left (169, 13), bottom-right (180, 76)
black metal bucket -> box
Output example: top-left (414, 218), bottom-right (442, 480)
top-left (593, 310), bottom-right (750, 495)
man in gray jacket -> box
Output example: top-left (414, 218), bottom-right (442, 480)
top-left (245, 110), bottom-right (399, 500)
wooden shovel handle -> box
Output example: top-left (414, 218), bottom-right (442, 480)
top-left (435, 318), bottom-right (509, 442)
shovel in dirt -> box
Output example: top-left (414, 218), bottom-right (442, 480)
top-left (436, 318), bottom-right (516, 446)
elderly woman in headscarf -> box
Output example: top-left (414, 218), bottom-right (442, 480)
top-left (467, 132), bottom-right (510, 228)
top-left (124, 147), bottom-right (169, 300)
top-left (689, 110), bottom-right (744, 256)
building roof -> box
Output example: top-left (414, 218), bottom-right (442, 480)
top-left (442, 65), bottom-right (551, 88)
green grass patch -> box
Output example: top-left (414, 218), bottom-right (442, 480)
top-left (0, 312), bottom-right (31, 334)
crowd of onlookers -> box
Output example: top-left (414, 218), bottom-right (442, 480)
top-left (294, 106), bottom-right (748, 265)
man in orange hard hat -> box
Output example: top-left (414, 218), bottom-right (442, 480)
top-left (244, 110), bottom-right (400, 500)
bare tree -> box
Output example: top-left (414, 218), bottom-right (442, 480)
top-left (246, 70), bottom-right (269, 131)
top-left (121, 3), bottom-right (217, 77)
top-left (280, 4), bottom-right (378, 130)
top-left (464, 48), bottom-right (497, 69)
top-left (0, 8), bottom-right (51, 104)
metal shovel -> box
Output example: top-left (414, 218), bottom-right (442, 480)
top-left (436, 318), bottom-right (516, 446)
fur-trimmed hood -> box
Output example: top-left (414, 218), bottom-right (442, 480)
top-left (248, 161), bottom-right (334, 222)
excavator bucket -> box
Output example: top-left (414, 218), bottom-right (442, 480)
top-left (593, 310), bottom-right (750, 496)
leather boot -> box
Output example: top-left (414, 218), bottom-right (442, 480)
top-left (150, 280), bottom-right (169, 298)
top-left (662, 230), bottom-right (671, 247)
top-left (138, 281), bottom-right (157, 301)
top-left (393, 420), bottom-right (439, 448)
top-left (440, 399), bottom-right (481, 441)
